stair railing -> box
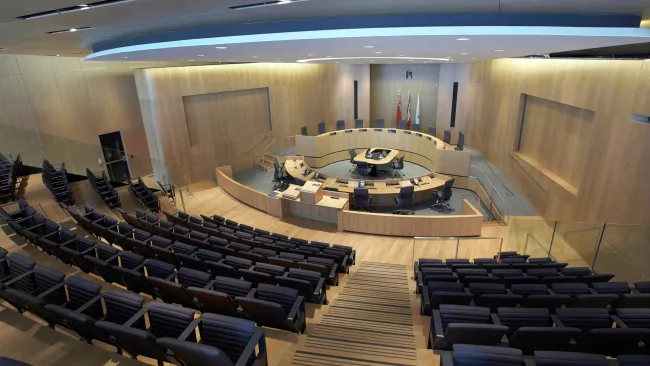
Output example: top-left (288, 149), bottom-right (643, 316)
top-left (252, 138), bottom-right (277, 175)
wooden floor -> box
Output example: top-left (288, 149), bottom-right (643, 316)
top-left (2, 176), bottom-right (585, 366)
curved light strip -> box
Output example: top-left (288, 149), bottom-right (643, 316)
top-left (297, 56), bottom-right (450, 62)
top-left (85, 26), bottom-right (650, 61)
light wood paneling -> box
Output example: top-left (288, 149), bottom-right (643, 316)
top-left (135, 63), bottom-right (371, 182)
top-left (370, 64), bottom-right (440, 129)
top-left (456, 58), bottom-right (650, 225)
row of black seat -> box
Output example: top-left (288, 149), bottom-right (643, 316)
top-left (4, 202), bottom-right (312, 333)
top-left (86, 168), bottom-right (120, 208)
top-left (42, 159), bottom-right (73, 205)
top-left (0, 251), bottom-right (267, 366)
top-left (0, 153), bottom-right (22, 204)
top-left (441, 344), bottom-right (650, 366)
top-left (429, 304), bottom-right (650, 357)
top-left (128, 177), bottom-right (160, 212)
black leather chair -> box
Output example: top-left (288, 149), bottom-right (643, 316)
top-left (336, 120), bottom-right (345, 130)
top-left (455, 132), bottom-right (465, 151)
top-left (375, 118), bottom-right (385, 128)
top-left (432, 178), bottom-right (455, 213)
top-left (441, 344), bottom-right (525, 366)
top-left (237, 283), bottom-right (306, 333)
top-left (534, 351), bottom-right (609, 366)
top-left (353, 187), bottom-right (371, 211)
top-left (355, 161), bottom-right (371, 176)
top-left (497, 307), bottom-right (579, 354)
top-left (444, 130), bottom-right (452, 144)
top-left (412, 123), bottom-right (421, 131)
top-left (317, 122), bottom-right (326, 134)
top-left (421, 281), bottom-right (472, 314)
top-left (430, 305), bottom-right (508, 350)
top-left (389, 155), bottom-right (405, 178)
top-left (276, 268), bottom-right (326, 304)
top-left (300, 126), bottom-right (307, 136)
top-left (398, 120), bottom-right (407, 129)
top-left (354, 119), bottom-right (363, 128)
top-left (394, 185), bottom-right (414, 215)
top-left (348, 149), bottom-right (357, 172)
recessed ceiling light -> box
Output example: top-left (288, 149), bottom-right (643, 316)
top-left (494, 49), bottom-right (504, 52)
top-left (252, 56), bottom-right (259, 58)
top-left (364, 46), bottom-right (374, 48)
top-left (215, 46), bottom-right (227, 49)
top-left (457, 37), bottom-right (470, 41)
top-left (56, 54), bottom-right (60, 57)
top-left (325, 56), bottom-right (332, 58)
top-left (307, 53), bottom-right (314, 56)
top-left (398, 54), bottom-right (405, 57)
top-left (123, 57), bottom-right (128, 59)
top-left (229, 60), bottom-right (236, 62)
top-left (69, 28), bottom-right (77, 32)
top-left (408, 60), bottom-right (414, 62)
top-left (335, 61), bottom-right (340, 64)
top-left (461, 53), bottom-right (468, 55)
top-left (188, 60), bottom-right (194, 62)
top-left (197, 54), bottom-right (204, 57)
top-left (375, 51), bottom-right (382, 54)
top-left (370, 60), bottom-right (374, 62)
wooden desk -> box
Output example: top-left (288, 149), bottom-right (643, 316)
top-left (354, 148), bottom-right (399, 165)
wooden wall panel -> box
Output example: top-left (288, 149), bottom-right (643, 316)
top-left (453, 58), bottom-right (650, 225)
top-left (370, 64), bottom-right (440, 129)
top-left (135, 63), bottom-right (371, 182)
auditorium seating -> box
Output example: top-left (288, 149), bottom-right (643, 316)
top-left (86, 168), bottom-right (120, 208)
top-left (42, 159), bottom-right (73, 205)
top-left (128, 177), bottom-right (160, 212)
top-left (0, 153), bottom-right (22, 204)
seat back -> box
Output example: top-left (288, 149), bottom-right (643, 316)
top-left (498, 307), bottom-right (551, 330)
top-left (145, 259), bottom-right (175, 279)
top-left (317, 122), bottom-right (325, 134)
top-left (509, 327), bottom-right (581, 353)
top-left (189, 287), bottom-right (239, 316)
top-left (65, 276), bottom-right (102, 315)
top-left (147, 277), bottom-right (197, 309)
top-left (7, 254), bottom-right (37, 293)
top-left (442, 323), bottom-right (508, 348)
top-left (551, 283), bottom-right (589, 295)
top-left (354, 119), bottom-right (363, 128)
top-left (113, 266), bottom-right (154, 296)
top-left (119, 251), bottom-right (144, 270)
top-left (555, 308), bottom-right (611, 330)
top-left (452, 344), bottom-right (523, 366)
top-left (156, 337), bottom-right (235, 366)
top-left (443, 129), bottom-right (451, 143)
top-left (33, 266), bottom-right (65, 304)
top-left (45, 304), bottom-right (115, 346)
top-left (95, 321), bottom-right (168, 360)
top-left (592, 281), bottom-right (630, 294)
top-left (469, 283), bottom-right (506, 295)
top-left (199, 313), bottom-right (256, 365)
top-left (213, 276), bottom-right (251, 298)
top-left (148, 301), bottom-right (197, 340)
top-left (177, 267), bottom-right (212, 289)
top-left (397, 120), bottom-right (406, 129)
top-left (205, 260), bottom-right (239, 279)
top-left (617, 308), bottom-right (650, 328)
top-left (533, 351), bottom-right (608, 366)
top-left (439, 304), bottom-right (490, 328)
top-left (103, 290), bottom-right (146, 326)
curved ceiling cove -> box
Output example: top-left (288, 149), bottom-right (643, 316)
top-left (86, 14), bottom-right (650, 64)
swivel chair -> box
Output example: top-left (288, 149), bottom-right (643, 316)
top-left (354, 119), bottom-right (363, 128)
top-left (336, 120), bottom-right (345, 130)
top-left (412, 124), bottom-right (421, 132)
top-left (390, 156), bottom-right (405, 178)
top-left (375, 118), bottom-right (385, 128)
top-left (300, 126), bottom-right (307, 136)
top-left (394, 185), bottom-right (415, 215)
top-left (398, 120), bottom-right (407, 129)
top-left (354, 188), bottom-right (371, 211)
top-left (429, 126), bottom-right (437, 137)
top-left (355, 162), bottom-right (371, 177)
top-left (432, 179), bottom-right (454, 213)
top-left (443, 130), bottom-right (452, 144)
top-left (455, 132), bottom-right (465, 151)
top-left (348, 149), bottom-right (357, 172)
top-left (317, 122), bottom-right (326, 134)
top-left (272, 158), bottom-right (288, 191)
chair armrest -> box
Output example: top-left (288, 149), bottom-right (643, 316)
top-left (491, 313), bottom-right (502, 325)
top-left (80, 246), bottom-right (97, 256)
top-left (235, 330), bottom-right (266, 366)
top-left (124, 307), bottom-right (148, 327)
top-left (178, 317), bottom-right (202, 341)
top-left (432, 310), bottom-right (444, 339)
top-left (25, 223), bottom-right (45, 232)
top-left (523, 358), bottom-right (536, 366)
top-left (106, 254), bottom-right (120, 265)
top-left (3, 270), bottom-right (34, 286)
top-left (422, 285), bottom-right (431, 314)
top-left (440, 351), bottom-right (453, 366)
top-left (548, 289), bottom-right (556, 295)
top-left (588, 288), bottom-right (597, 295)
top-left (314, 277), bottom-right (326, 297)
top-left (551, 314), bottom-right (564, 327)
top-left (204, 279), bottom-right (215, 290)
top-left (37, 282), bottom-right (65, 299)
top-left (246, 288), bottom-right (257, 298)
top-left (76, 294), bottom-right (103, 314)
top-left (506, 289), bottom-right (513, 295)
top-left (40, 231), bottom-right (61, 241)
top-left (288, 296), bottom-right (304, 322)
top-left (611, 315), bottom-right (628, 328)
top-left (417, 271), bottom-right (424, 294)
top-left (328, 265), bottom-right (338, 283)
top-left (165, 272), bottom-right (178, 281)
top-left (133, 262), bottom-right (145, 272)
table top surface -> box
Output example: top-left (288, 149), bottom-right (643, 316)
top-left (354, 148), bottom-right (400, 165)
top-left (283, 159), bottom-right (447, 195)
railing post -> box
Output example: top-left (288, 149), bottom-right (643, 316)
top-left (523, 233), bottom-right (530, 256)
top-left (497, 238), bottom-right (503, 262)
top-left (547, 221), bottom-right (558, 258)
top-left (591, 223), bottom-right (607, 271)
top-left (179, 186), bottom-right (186, 212)
top-left (455, 239), bottom-right (460, 259)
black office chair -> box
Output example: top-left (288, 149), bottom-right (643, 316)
top-left (394, 185), bottom-right (415, 215)
top-left (354, 188), bottom-right (371, 211)
top-left (348, 149), bottom-right (357, 172)
top-left (429, 126), bottom-right (437, 137)
top-left (336, 120), bottom-right (345, 130)
top-left (412, 124), bottom-right (421, 132)
top-left (317, 122), bottom-right (325, 134)
top-left (356, 161), bottom-right (371, 177)
top-left (432, 179), bottom-right (455, 213)
top-left (375, 118), bottom-right (385, 128)
top-left (300, 126), bottom-right (307, 136)
top-left (444, 130), bottom-right (452, 144)
top-left (354, 119), bottom-right (363, 128)
top-left (272, 159), bottom-right (287, 191)
top-left (455, 132), bottom-right (465, 151)
top-left (398, 120), bottom-right (407, 129)
top-left (390, 156), bottom-right (405, 178)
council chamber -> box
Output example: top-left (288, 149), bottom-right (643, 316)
top-left (0, 1), bottom-right (649, 366)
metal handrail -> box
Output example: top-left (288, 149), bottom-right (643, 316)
top-left (252, 138), bottom-right (277, 175)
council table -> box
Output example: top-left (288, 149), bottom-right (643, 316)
top-left (354, 147), bottom-right (399, 176)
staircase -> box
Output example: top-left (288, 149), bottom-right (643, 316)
top-left (287, 262), bottom-right (438, 365)
top-left (254, 153), bottom-right (283, 173)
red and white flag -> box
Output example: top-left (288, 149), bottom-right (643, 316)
top-left (406, 91), bottom-right (412, 129)
top-left (395, 91), bottom-right (402, 127)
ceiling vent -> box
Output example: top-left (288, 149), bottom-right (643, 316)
top-left (230, 0), bottom-right (310, 11)
top-left (17, 0), bottom-right (134, 20)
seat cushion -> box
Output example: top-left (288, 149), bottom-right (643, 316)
top-left (534, 351), bottom-right (608, 366)
top-left (452, 344), bottom-right (523, 366)
top-left (200, 313), bottom-right (255, 364)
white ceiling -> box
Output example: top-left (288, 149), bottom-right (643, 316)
top-left (0, 0), bottom-right (649, 58)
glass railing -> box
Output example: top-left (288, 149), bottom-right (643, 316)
top-left (510, 219), bottom-right (650, 284)
top-left (412, 236), bottom-right (505, 265)
top-left (470, 157), bottom-right (514, 223)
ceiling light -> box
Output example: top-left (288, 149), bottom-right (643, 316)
top-left (215, 46), bottom-right (227, 49)
top-left (229, 60), bottom-right (236, 62)
top-left (494, 49), bottom-right (504, 52)
top-left (461, 53), bottom-right (468, 55)
top-left (298, 56), bottom-right (451, 63)
top-left (123, 56), bottom-right (128, 59)
top-left (408, 60), bottom-right (414, 62)
top-left (18, 0), bottom-right (135, 20)
top-left (307, 53), bottom-right (314, 56)
top-left (252, 56), bottom-right (259, 58)
top-left (188, 60), bottom-right (194, 62)
top-left (56, 54), bottom-right (60, 57)
top-left (197, 54), bottom-right (204, 57)
top-left (457, 37), bottom-right (470, 41)
top-left (230, 0), bottom-right (310, 10)
top-left (364, 46), bottom-right (374, 48)
top-left (70, 28), bottom-right (77, 32)
top-left (325, 56), bottom-right (332, 58)
top-left (375, 51), bottom-right (382, 54)
top-left (398, 55), bottom-right (405, 57)
top-left (335, 61), bottom-right (340, 64)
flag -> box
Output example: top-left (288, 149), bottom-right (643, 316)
top-left (406, 91), bottom-right (412, 129)
top-left (395, 91), bottom-right (401, 126)
top-left (415, 94), bottom-right (421, 127)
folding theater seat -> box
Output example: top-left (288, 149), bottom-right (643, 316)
top-left (614, 291), bottom-right (650, 309)
top-left (37, 227), bottom-right (76, 256)
top-left (581, 273), bottom-right (615, 284)
top-left (552, 283), bottom-right (618, 308)
top-left (635, 281), bottom-right (650, 293)
top-left (276, 268), bottom-right (327, 304)
top-left (497, 307), bottom-right (579, 354)
top-left (0, 265), bottom-right (65, 314)
top-left (592, 281), bottom-right (631, 295)
top-left (115, 258), bottom-right (175, 297)
top-left (430, 304), bottom-right (508, 350)
top-left (305, 257), bottom-right (338, 285)
top-left (118, 250), bottom-right (145, 272)
top-left (528, 257), bottom-right (555, 264)
top-left (469, 283), bottom-right (522, 311)
top-left (560, 267), bottom-right (592, 277)
top-left (533, 351), bottom-right (608, 366)
top-left (422, 281), bottom-right (473, 314)
top-left (120, 228), bottom-right (152, 253)
top-left (96, 301), bottom-right (197, 365)
top-left (147, 268), bottom-right (204, 310)
top-left (0, 254), bottom-right (36, 289)
top-left (250, 262), bottom-right (286, 277)
top-left (156, 337), bottom-right (239, 366)
top-left (617, 355), bottom-right (650, 366)
top-left (237, 283), bottom-right (306, 333)
top-left (189, 287), bottom-right (243, 318)
top-left (441, 344), bottom-right (524, 366)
